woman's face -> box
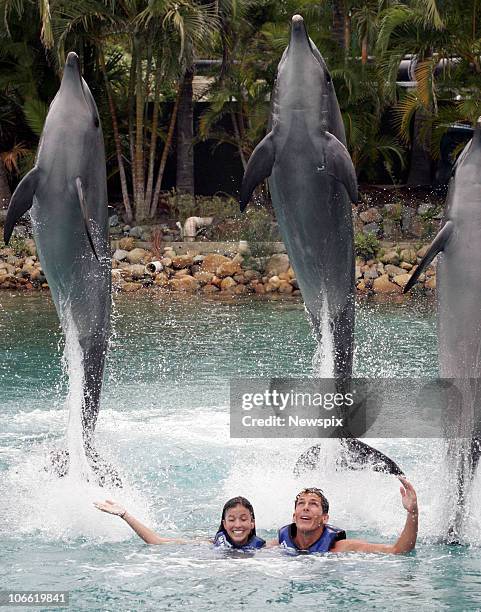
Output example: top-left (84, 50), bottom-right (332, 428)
top-left (222, 503), bottom-right (255, 545)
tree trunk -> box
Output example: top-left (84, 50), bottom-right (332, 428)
top-left (0, 158), bottom-right (11, 208)
top-left (145, 57), bottom-right (162, 213)
top-left (150, 85), bottom-right (182, 218)
top-left (134, 44), bottom-right (147, 222)
top-left (361, 35), bottom-right (368, 65)
top-left (332, 0), bottom-right (346, 52)
top-left (176, 66), bottom-right (195, 195)
top-left (407, 108), bottom-right (432, 185)
top-left (99, 49), bottom-right (133, 223)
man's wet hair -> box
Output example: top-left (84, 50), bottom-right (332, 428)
top-left (218, 496), bottom-right (257, 539)
top-left (295, 488), bottom-right (329, 514)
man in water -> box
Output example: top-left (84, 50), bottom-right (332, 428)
top-left (273, 476), bottom-right (418, 553)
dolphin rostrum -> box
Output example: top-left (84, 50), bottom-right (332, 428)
top-left (240, 15), bottom-right (403, 476)
top-left (4, 52), bottom-right (114, 482)
top-left (404, 120), bottom-right (481, 540)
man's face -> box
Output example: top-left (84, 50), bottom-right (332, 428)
top-left (222, 504), bottom-right (254, 545)
top-left (293, 493), bottom-right (328, 533)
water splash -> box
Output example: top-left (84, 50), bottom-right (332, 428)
top-left (311, 298), bottom-right (335, 377)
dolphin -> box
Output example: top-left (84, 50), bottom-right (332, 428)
top-left (240, 15), bottom-right (403, 476)
top-left (404, 120), bottom-right (481, 540)
top-left (4, 52), bottom-right (115, 482)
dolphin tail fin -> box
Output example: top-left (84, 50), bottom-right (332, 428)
top-left (325, 132), bottom-right (358, 202)
top-left (240, 133), bottom-right (275, 212)
top-left (294, 440), bottom-right (404, 477)
top-left (404, 221), bottom-right (453, 293)
top-left (4, 167), bottom-right (40, 244)
top-left (75, 177), bottom-right (99, 261)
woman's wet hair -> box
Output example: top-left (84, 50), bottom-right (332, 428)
top-left (218, 496), bottom-right (257, 542)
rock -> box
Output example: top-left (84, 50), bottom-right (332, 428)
top-left (201, 253), bottom-right (231, 273)
top-left (417, 245), bottom-right (430, 258)
top-left (24, 239), bottom-right (37, 256)
top-left (425, 276), bottom-right (436, 290)
top-left (400, 248), bottom-right (417, 264)
top-left (373, 274), bottom-right (402, 294)
top-left (290, 278), bottom-right (299, 289)
top-left (202, 284), bottom-right (219, 294)
top-left (292, 290), bottom-right (301, 296)
top-left (244, 269), bottom-right (261, 282)
top-left (192, 254), bottom-right (204, 264)
top-left (191, 264), bottom-right (202, 275)
top-left (411, 218), bottom-right (426, 238)
top-left (356, 279), bottom-right (368, 292)
top-left (384, 264), bottom-right (404, 277)
top-left (355, 265), bottom-right (362, 280)
top-left (360, 207), bottom-right (382, 223)
top-left (122, 282), bottom-right (142, 292)
top-left (384, 202), bottom-right (403, 219)
top-left (216, 260), bottom-right (241, 278)
top-left (234, 284), bottom-right (248, 295)
top-left (278, 281), bottom-right (293, 294)
top-left (126, 248), bottom-right (148, 264)
top-left (119, 236), bottom-right (135, 251)
top-left (393, 273), bottom-right (412, 289)
top-left (264, 280), bottom-right (279, 293)
top-left (254, 283), bottom-right (266, 294)
top-left (194, 271), bottom-right (215, 285)
top-left (210, 276), bottom-right (222, 288)
top-left (233, 273), bottom-right (247, 284)
top-left (380, 250), bottom-right (400, 265)
top-left (172, 254), bottom-right (194, 269)
top-left (174, 269), bottom-right (190, 278)
top-left (267, 275), bottom-right (281, 289)
top-left (128, 264), bottom-right (147, 279)
top-left (109, 214), bottom-right (119, 227)
top-left (113, 249), bottom-right (129, 262)
top-left (363, 265), bottom-right (378, 280)
top-left (160, 257), bottom-right (172, 267)
top-left (362, 222), bottom-right (380, 236)
top-left (154, 272), bottom-right (169, 287)
top-left (220, 276), bottom-right (237, 291)
top-left (129, 226), bottom-right (143, 238)
top-left (30, 269), bottom-right (46, 283)
top-left (265, 254), bottom-right (290, 277)
top-left (169, 276), bottom-right (199, 292)
top-left (400, 262), bottom-right (413, 270)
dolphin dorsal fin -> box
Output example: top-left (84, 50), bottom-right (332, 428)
top-left (240, 133), bottom-right (275, 212)
top-left (403, 221), bottom-right (454, 293)
top-left (75, 177), bottom-right (99, 261)
top-left (4, 167), bottom-right (40, 244)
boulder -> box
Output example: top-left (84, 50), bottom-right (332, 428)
top-left (393, 274), bottom-right (412, 289)
top-left (373, 274), bottom-right (402, 294)
top-left (194, 271), bottom-right (215, 285)
top-left (154, 272), bottom-right (169, 287)
top-left (380, 251), bottom-right (400, 266)
top-left (234, 284), bottom-right (248, 295)
top-left (233, 273), bottom-right (247, 284)
top-left (267, 275), bottom-right (281, 289)
top-left (216, 260), bottom-right (241, 278)
top-left (113, 249), bottom-right (129, 262)
top-left (417, 245), bottom-right (430, 258)
top-left (119, 236), bottom-right (135, 251)
top-left (122, 282), bottom-right (142, 292)
top-left (254, 283), bottom-right (266, 294)
top-left (24, 239), bottom-right (37, 256)
top-left (362, 222), bottom-right (380, 236)
top-left (220, 276), bottom-right (237, 291)
top-left (126, 248), bottom-right (148, 264)
top-left (161, 257), bottom-right (172, 267)
top-left (172, 255), bottom-right (194, 269)
top-left (363, 265), bottom-right (378, 280)
top-left (109, 214), bottom-right (119, 227)
top-left (265, 254), bottom-right (290, 276)
top-left (384, 264), bottom-right (405, 277)
top-left (278, 281), bottom-right (293, 294)
top-left (400, 262), bottom-right (413, 270)
top-left (359, 207), bottom-right (382, 224)
top-left (202, 284), bottom-right (219, 294)
top-left (169, 276), bottom-right (199, 292)
top-left (400, 248), bottom-right (417, 264)
top-left (201, 253), bottom-right (231, 273)
top-left (129, 226), bottom-right (143, 238)
top-left (425, 276), bottom-right (436, 290)
top-left (244, 269), bottom-right (261, 281)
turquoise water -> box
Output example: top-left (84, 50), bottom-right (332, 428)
top-left (1, 292), bottom-right (481, 611)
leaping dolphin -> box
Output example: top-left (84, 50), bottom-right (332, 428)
top-left (240, 15), bottom-right (403, 476)
top-left (404, 120), bottom-right (481, 540)
top-left (4, 52), bottom-right (114, 483)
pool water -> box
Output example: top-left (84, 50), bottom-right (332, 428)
top-left (1, 292), bottom-right (481, 611)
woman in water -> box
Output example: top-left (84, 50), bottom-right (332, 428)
top-left (94, 495), bottom-right (266, 551)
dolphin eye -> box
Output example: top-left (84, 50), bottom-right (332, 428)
top-left (326, 72), bottom-right (332, 84)
top-left (94, 116), bottom-right (99, 128)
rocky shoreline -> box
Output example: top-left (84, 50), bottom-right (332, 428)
top-left (0, 237), bottom-right (435, 297)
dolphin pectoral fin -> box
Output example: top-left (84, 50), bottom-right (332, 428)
top-left (240, 133), bottom-right (275, 211)
top-left (4, 167), bottom-right (40, 244)
top-left (325, 132), bottom-right (358, 202)
top-left (404, 221), bottom-right (454, 293)
top-left (75, 177), bottom-right (99, 261)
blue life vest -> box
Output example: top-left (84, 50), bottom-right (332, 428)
top-left (278, 523), bottom-right (346, 553)
top-left (213, 530), bottom-right (266, 551)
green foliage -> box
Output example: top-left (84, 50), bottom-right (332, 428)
top-left (355, 231), bottom-right (380, 260)
top-left (207, 205), bottom-right (279, 243)
top-left (167, 190), bottom-right (238, 224)
top-left (0, 235), bottom-right (28, 256)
